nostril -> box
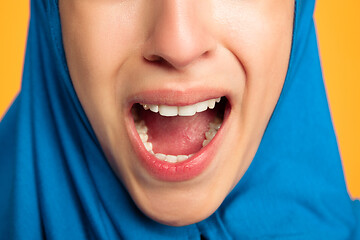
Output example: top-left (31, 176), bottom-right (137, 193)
top-left (143, 55), bottom-right (174, 69)
top-left (144, 54), bottom-right (162, 62)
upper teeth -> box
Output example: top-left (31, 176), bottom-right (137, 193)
top-left (141, 97), bottom-right (221, 117)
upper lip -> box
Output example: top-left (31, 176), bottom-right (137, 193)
top-left (126, 87), bottom-right (231, 109)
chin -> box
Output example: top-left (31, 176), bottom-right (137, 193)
top-left (129, 176), bottom-right (227, 227)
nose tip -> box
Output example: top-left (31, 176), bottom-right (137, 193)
top-left (144, 35), bottom-right (215, 70)
top-left (142, 1), bottom-right (216, 70)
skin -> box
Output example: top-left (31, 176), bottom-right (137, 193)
top-left (59, 0), bottom-right (294, 226)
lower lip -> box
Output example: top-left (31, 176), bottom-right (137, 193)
top-left (127, 103), bottom-right (231, 182)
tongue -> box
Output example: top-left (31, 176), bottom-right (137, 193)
top-left (141, 109), bottom-right (216, 155)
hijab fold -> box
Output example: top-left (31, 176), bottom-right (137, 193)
top-left (1, 0), bottom-right (359, 239)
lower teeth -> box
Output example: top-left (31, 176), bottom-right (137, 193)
top-left (134, 117), bottom-right (222, 163)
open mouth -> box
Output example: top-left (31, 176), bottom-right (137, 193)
top-left (128, 95), bottom-right (230, 181)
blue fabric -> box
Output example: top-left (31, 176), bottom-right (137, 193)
top-left (1, 0), bottom-right (359, 239)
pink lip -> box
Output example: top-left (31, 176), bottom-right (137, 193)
top-left (126, 90), bottom-right (231, 182)
top-left (127, 88), bottom-right (232, 106)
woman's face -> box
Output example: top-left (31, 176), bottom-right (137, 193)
top-left (60, 0), bottom-right (294, 226)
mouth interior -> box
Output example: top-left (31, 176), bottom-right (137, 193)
top-left (131, 97), bottom-right (227, 162)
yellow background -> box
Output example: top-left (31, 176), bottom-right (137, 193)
top-left (0, 1), bottom-right (359, 198)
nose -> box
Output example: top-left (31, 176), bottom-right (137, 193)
top-left (143, 1), bottom-right (217, 70)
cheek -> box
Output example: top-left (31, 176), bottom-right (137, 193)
top-left (219, 4), bottom-right (293, 76)
top-left (213, 1), bottom-right (293, 142)
top-left (60, 0), bottom-right (150, 133)
top-left (59, 1), bottom-right (140, 156)
top-left (60, 0), bottom-right (148, 83)
top-left (216, 1), bottom-right (293, 97)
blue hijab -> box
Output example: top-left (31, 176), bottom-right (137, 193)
top-left (1, 0), bottom-right (359, 239)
